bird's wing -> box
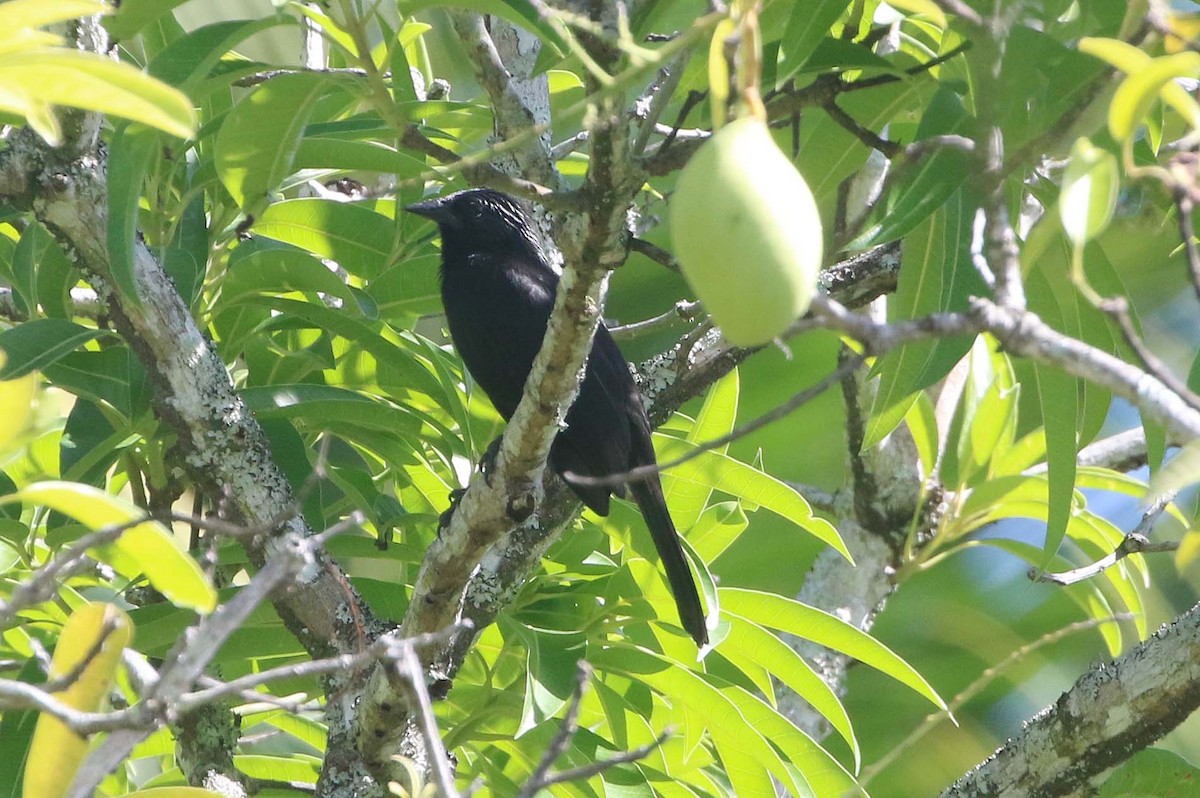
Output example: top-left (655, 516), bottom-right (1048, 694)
top-left (553, 324), bottom-right (637, 511)
top-left (442, 252), bottom-right (557, 419)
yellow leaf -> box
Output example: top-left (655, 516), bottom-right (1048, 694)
top-left (0, 369), bottom-right (36, 453)
top-left (1105, 50), bottom-right (1200, 141)
top-left (24, 603), bottom-right (133, 798)
top-left (884, 0), bottom-right (947, 28)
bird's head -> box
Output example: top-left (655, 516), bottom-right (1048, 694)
top-left (406, 188), bottom-right (546, 265)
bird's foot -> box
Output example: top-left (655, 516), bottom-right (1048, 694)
top-left (438, 487), bottom-right (467, 532)
top-left (479, 436), bottom-right (503, 487)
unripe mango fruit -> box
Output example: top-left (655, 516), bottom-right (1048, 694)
top-left (24, 602), bottom-right (133, 798)
top-left (670, 115), bottom-right (823, 346)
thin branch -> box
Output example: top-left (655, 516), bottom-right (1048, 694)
top-left (234, 67), bottom-right (369, 86)
top-left (628, 236), bottom-right (681, 273)
top-left (1099, 296), bottom-right (1200, 412)
top-left (516, 661), bottom-right (669, 796)
top-left (1176, 194), bottom-right (1200, 307)
top-left (823, 100), bottom-right (900, 157)
top-left (931, 0), bottom-right (984, 26)
top-left (608, 300), bottom-right (703, 339)
top-left (940, 599), bottom-right (1200, 798)
top-left (864, 615), bottom-right (1130, 787)
top-left (526, 732), bottom-right (671, 793)
top-left (1033, 492), bottom-right (1179, 586)
top-left (566, 354), bottom-right (865, 490)
top-left (393, 641), bottom-right (462, 798)
top-left (67, 515), bottom-right (362, 797)
top-left (516, 662), bottom-right (592, 798)
top-left (0, 517), bottom-right (155, 629)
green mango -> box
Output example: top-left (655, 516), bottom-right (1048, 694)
top-left (670, 116), bottom-right (823, 346)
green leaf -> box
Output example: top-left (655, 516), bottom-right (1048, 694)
top-left (1149, 437), bottom-right (1200, 504)
top-left (513, 624), bottom-right (587, 736)
top-left (1077, 38), bottom-right (1200, 128)
top-left (798, 36), bottom-right (901, 76)
top-left (233, 754), bottom-right (321, 785)
top-left (721, 612), bottom-right (859, 768)
top-left (254, 199), bottom-right (395, 278)
top-left (721, 588), bottom-right (945, 711)
top-left (775, 0), bottom-right (847, 87)
top-left (1108, 52), bottom-right (1200, 142)
top-left (293, 137), bottom-right (430, 177)
top-left (43, 348), bottom-right (143, 418)
top-left (852, 87), bottom-right (972, 249)
top-left (397, 0), bottom-right (567, 57)
top-left (148, 18), bottom-right (291, 92)
top-left (1070, 512), bottom-right (1147, 639)
top-left (0, 0), bottom-right (107, 36)
top-left (687, 501), bottom-right (748, 563)
top-left (0, 372), bottom-right (36, 454)
top-left (366, 255), bottom-right (442, 322)
top-left (216, 73), bottom-right (333, 210)
top-left (107, 124), bottom-right (158, 305)
top-left (11, 221), bottom-right (47, 317)
top-left (1060, 137), bottom-right (1120, 247)
top-left (886, 0), bottom-right (946, 26)
top-left (664, 369), bottom-right (738, 531)
top-left (1098, 748), bottom-right (1200, 797)
top-left (163, 194), bottom-right (209, 306)
top-left (865, 191), bottom-right (981, 447)
top-left (1034, 364), bottom-right (1079, 559)
top-left (0, 319), bottom-right (105, 378)
top-left (8, 481), bottom-right (216, 613)
top-left (594, 646), bottom-right (805, 796)
top-left (105, 0), bottom-right (190, 40)
top-left (222, 248), bottom-right (358, 309)
top-left (0, 49), bottom-right (195, 142)
top-left (954, 337), bottom-right (1017, 487)
top-left (653, 436), bottom-right (849, 561)
top-left (961, 538), bottom-right (1123, 655)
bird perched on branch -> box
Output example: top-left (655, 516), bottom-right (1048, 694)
top-left (407, 188), bottom-right (708, 646)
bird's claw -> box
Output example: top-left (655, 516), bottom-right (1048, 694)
top-left (438, 487), bottom-right (467, 532)
top-left (479, 436), bottom-right (503, 488)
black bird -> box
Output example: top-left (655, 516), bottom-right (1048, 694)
top-left (407, 188), bottom-right (708, 646)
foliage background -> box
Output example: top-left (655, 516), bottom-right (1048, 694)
top-left (0, 0), bottom-right (1199, 797)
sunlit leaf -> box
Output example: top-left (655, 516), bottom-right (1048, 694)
top-left (0, 49), bottom-right (195, 143)
top-left (721, 588), bottom-right (944, 711)
top-left (216, 73), bottom-right (333, 210)
top-left (0, 320), bottom-right (105, 379)
top-left (1108, 52), bottom-right (1200, 142)
top-left (7, 481), bottom-right (216, 613)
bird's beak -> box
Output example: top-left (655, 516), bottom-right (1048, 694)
top-left (405, 196), bottom-right (460, 228)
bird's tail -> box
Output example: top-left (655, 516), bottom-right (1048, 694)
top-left (629, 475), bottom-right (709, 646)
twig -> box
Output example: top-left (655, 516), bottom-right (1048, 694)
top-left (628, 236), bottom-right (681, 272)
top-left (608, 300), bottom-right (703, 339)
top-left (823, 101), bottom-right (900, 157)
top-left (784, 482), bottom-right (839, 513)
top-left (234, 67), bottom-right (369, 87)
top-left (515, 661), bottom-right (668, 796)
top-left (41, 616), bottom-right (124, 694)
top-left (1176, 194), bottom-right (1200, 307)
top-left (0, 517), bottom-right (155, 629)
top-left (566, 354), bottom-right (865, 490)
top-left (394, 640), bottom-right (461, 798)
top-left (515, 662), bottom-right (593, 798)
top-left (863, 615), bottom-right (1131, 787)
top-left (66, 514), bottom-right (362, 797)
top-left (526, 731), bottom-right (671, 793)
top-left (931, 0), bottom-right (984, 26)
top-left (1098, 296), bottom-right (1200, 412)
top-left (1032, 492), bottom-right (1179, 586)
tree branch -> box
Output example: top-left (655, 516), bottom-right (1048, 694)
top-left (941, 601), bottom-right (1200, 797)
